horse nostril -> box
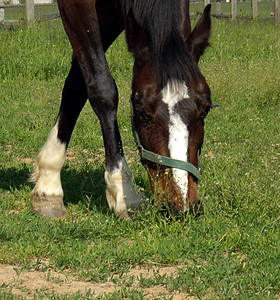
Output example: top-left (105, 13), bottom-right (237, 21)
top-left (189, 200), bottom-right (204, 217)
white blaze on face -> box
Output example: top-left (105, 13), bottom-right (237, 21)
top-left (162, 80), bottom-right (189, 211)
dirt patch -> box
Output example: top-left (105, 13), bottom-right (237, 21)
top-left (0, 263), bottom-right (197, 299)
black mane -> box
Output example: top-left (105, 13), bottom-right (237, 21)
top-left (122, 0), bottom-right (200, 86)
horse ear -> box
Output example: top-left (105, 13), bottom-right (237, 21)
top-left (186, 4), bottom-right (211, 62)
top-left (125, 9), bottom-right (149, 54)
top-left (181, 1), bottom-right (192, 41)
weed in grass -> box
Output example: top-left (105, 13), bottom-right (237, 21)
top-left (100, 287), bottom-right (146, 300)
top-left (46, 271), bottom-right (69, 284)
top-left (0, 291), bottom-right (19, 300)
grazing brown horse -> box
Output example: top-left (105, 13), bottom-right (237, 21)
top-left (30, 0), bottom-right (212, 218)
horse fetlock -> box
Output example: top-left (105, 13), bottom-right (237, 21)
top-left (105, 159), bottom-right (146, 218)
top-left (105, 176), bottom-right (143, 218)
top-left (31, 190), bottom-right (66, 218)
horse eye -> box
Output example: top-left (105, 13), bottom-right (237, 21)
top-left (200, 112), bottom-right (207, 119)
top-left (134, 92), bottom-right (140, 101)
top-left (200, 107), bottom-right (210, 120)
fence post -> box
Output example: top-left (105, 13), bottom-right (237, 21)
top-left (276, 0), bottom-right (280, 25)
top-left (231, 0), bottom-right (237, 20)
top-left (216, 0), bottom-right (221, 15)
top-left (26, 0), bottom-right (35, 25)
top-left (252, 0), bottom-right (258, 19)
top-left (204, 0), bottom-right (210, 6)
top-left (0, 8), bottom-right (4, 24)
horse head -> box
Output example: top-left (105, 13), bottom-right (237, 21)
top-left (126, 4), bottom-right (212, 214)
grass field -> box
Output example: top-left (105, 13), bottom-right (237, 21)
top-left (0, 6), bottom-right (280, 299)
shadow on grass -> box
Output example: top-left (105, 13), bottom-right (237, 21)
top-left (61, 165), bottom-right (109, 214)
top-left (0, 161), bottom-right (152, 216)
top-left (0, 164), bottom-right (110, 215)
top-left (0, 164), bottom-right (31, 191)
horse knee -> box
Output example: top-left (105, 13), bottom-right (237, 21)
top-left (88, 78), bottom-right (119, 115)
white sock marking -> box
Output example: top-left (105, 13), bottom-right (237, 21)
top-left (162, 80), bottom-right (190, 211)
top-left (104, 157), bottom-right (143, 217)
top-left (31, 121), bottom-right (66, 198)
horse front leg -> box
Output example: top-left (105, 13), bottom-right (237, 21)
top-left (88, 76), bottom-right (145, 218)
top-left (30, 58), bottom-right (87, 218)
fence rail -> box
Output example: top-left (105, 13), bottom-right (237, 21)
top-left (1, 0), bottom-right (280, 27)
top-left (205, 0), bottom-right (280, 22)
top-left (0, 2), bottom-right (59, 28)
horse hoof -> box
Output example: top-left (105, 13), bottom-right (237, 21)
top-left (116, 201), bottom-right (145, 219)
top-left (31, 192), bottom-right (66, 218)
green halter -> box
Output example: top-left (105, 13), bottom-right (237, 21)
top-left (130, 101), bottom-right (202, 182)
top-left (130, 97), bottom-right (219, 182)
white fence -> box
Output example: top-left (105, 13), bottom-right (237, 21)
top-left (0, 1), bottom-right (58, 26)
top-left (204, 0), bottom-right (280, 23)
top-left (1, 0), bottom-right (280, 26)
top-left (0, 0), bottom-right (52, 4)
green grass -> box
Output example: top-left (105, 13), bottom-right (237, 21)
top-left (0, 10), bottom-right (280, 300)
